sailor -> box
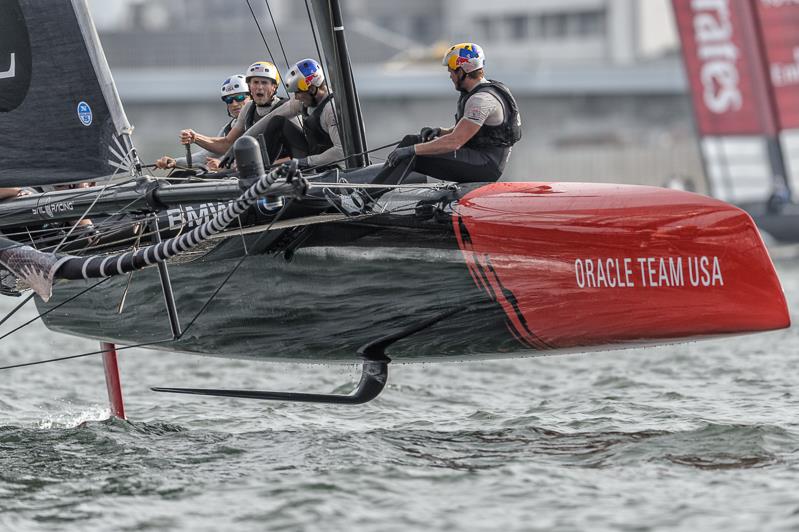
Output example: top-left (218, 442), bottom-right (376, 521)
top-left (156, 74), bottom-right (250, 170)
top-left (247, 58), bottom-right (344, 171)
top-left (376, 43), bottom-right (521, 184)
top-left (0, 188), bottom-right (32, 200)
top-left (179, 61), bottom-right (285, 158)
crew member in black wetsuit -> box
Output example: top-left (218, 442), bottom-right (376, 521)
top-left (179, 61), bottom-right (286, 157)
top-left (376, 43), bottom-right (521, 184)
top-left (245, 58), bottom-right (344, 171)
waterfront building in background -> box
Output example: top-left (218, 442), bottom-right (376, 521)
top-left (87, 0), bottom-right (703, 189)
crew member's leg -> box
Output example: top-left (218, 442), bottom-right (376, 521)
top-left (413, 148), bottom-right (501, 183)
top-left (374, 137), bottom-right (501, 185)
top-left (372, 134), bottom-right (423, 184)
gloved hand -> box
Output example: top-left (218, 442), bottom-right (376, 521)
top-left (386, 146), bottom-right (415, 167)
top-left (295, 157), bottom-right (311, 170)
top-left (420, 126), bottom-right (441, 142)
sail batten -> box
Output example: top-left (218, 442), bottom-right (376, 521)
top-left (0, 0), bottom-right (136, 188)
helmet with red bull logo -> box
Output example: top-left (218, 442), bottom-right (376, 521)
top-left (285, 58), bottom-right (325, 93)
top-left (245, 61), bottom-right (280, 84)
top-left (442, 43), bottom-right (485, 73)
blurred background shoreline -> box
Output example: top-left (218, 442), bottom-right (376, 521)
top-left (88, 0), bottom-right (705, 190)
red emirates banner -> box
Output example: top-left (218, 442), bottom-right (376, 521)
top-left (754, 0), bottom-right (799, 130)
top-left (672, 0), bottom-right (778, 135)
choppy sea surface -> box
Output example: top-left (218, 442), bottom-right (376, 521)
top-left (1, 256), bottom-right (799, 532)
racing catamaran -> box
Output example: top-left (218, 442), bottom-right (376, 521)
top-left (0, 0), bottom-right (790, 415)
top-left (672, 0), bottom-right (799, 242)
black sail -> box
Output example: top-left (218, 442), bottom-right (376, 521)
top-left (0, 0), bottom-right (134, 188)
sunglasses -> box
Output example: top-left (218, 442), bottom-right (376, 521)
top-left (222, 94), bottom-right (248, 104)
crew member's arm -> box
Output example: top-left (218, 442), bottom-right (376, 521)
top-left (181, 127), bottom-right (242, 156)
top-left (242, 98), bottom-right (303, 139)
top-left (414, 119), bottom-right (480, 156)
top-left (180, 102), bottom-right (251, 154)
top-left (171, 122), bottom-right (229, 167)
top-left (304, 105), bottom-right (345, 168)
top-left (0, 188), bottom-right (27, 200)
top-left (415, 92), bottom-right (499, 155)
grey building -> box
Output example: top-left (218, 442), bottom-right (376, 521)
top-left (90, 0), bottom-right (702, 189)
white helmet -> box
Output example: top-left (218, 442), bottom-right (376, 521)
top-left (220, 75), bottom-right (248, 100)
top-left (442, 43), bottom-right (485, 73)
top-left (245, 61), bottom-right (280, 84)
top-left (284, 58), bottom-right (325, 93)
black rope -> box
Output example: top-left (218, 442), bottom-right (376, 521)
top-left (0, 277), bottom-right (110, 343)
top-left (0, 293), bottom-right (34, 329)
top-left (245, 0), bottom-right (291, 99)
top-left (304, 0), bottom-right (326, 76)
top-left (245, 0), bottom-right (277, 67)
top-left (302, 140), bottom-right (400, 172)
top-left (0, 339), bottom-right (172, 371)
top-left (264, 0), bottom-right (291, 75)
top-left (177, 197), bottom-right (295, 338)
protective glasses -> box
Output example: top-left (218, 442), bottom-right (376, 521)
top-left (222, 94), bottom-right (248, 104)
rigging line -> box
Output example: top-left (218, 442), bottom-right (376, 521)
top-left (0, 175), bottom-right (139, 223)
top-left (19, 219), bottom-right (139, 255)
top-left (177, 198), bottom-right (295, 338)
top-left (0, 277), bottom-right (111, 343)
top-left (304, 0), bottom-right (327, 89)
top-left (264, 0), bottom-right (291, 74)
top-left (0, 338), bottom-right (172, 371)
top-left (245, 0), bottom-right (290, 98)
top-left (37, 197), bottom-right (148, 253)
top-left (296, 139), bottom-right (401, 173)
top-left (53, 168), bottom-right (125, 253)
top-left (0, 293), bottom-right (34, 330)
top-left (303, 0), bottom-right (341, 131)
top-left (18, 223), bottom-right (145, 261)
top-left (0, 195), bottom-right (148, 255)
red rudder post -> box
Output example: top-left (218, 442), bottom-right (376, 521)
top-left (100, 342), bottom-right (126, 420)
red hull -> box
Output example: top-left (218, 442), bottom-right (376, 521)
top-left (454, 182), bottom-right (790, 350)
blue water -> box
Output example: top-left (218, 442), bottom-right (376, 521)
top-left (1, 257), bottom-right (798, 531)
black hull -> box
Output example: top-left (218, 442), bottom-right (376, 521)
top-left (32, 179), bottom-right (792, 364)
top-left (37, 218), bottom-right (523, 363)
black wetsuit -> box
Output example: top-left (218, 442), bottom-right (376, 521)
top-left (261, 94), bottom-right (335, 164)
top-left (242, 96), bottom-right (287, 131)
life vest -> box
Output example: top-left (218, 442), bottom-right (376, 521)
top-left (222, 118), bottom-right (235, 137)
top-left (244, 96), bottom-right (287, 131)
top-left (455, 80), bottom-right (522, 150)
top-left (302, 93), bottom-right (334, 155)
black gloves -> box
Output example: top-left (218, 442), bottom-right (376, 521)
top-left (420, 126), bottom-right (442, 142)
top-left (386, 146), bottom-right (415, 167)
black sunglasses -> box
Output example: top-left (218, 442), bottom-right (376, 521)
top-left (222, 94), bottom-right (248, 104)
